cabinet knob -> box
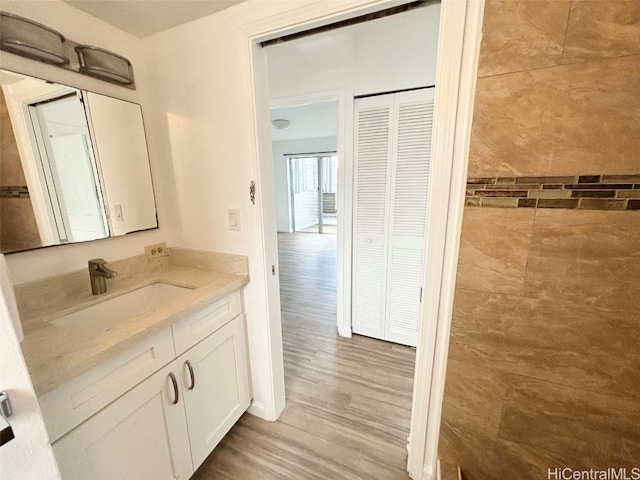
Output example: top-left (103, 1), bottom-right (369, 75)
top-left (168, 372), bottom-right (179, 405)
top-left (185, 360), bottom-right (195, 391)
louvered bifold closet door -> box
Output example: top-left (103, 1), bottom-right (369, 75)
top-left (385, 89), bottom-right (434, 347)
top-left (351, 94), bottom-right (394, 340)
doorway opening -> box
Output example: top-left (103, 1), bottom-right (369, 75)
top-left (239, 0), bottom-right (482, 475)
top-left (270, 99), bottom-right (339, 235)
top-left (263, 2), bottom-right (440, 476)
top-left (27, 92), bottom-right (108, 244)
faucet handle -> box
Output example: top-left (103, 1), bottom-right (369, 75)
top-left (88, 258), bottom-right (107, 267)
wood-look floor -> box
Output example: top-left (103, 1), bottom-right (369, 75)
top-left (193, 232), bottom-right (415, 479)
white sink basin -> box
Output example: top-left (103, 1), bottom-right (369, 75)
top-left (50, 282), bottom-right (194, 335)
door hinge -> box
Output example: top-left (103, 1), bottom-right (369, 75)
top-left (0, 391), bottom-right (12, 418)
top-left (420, 287), bottom-right (423, 303)
top-left (249, 181), bottom-right (256, 205)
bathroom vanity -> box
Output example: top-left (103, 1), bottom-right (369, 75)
top-left (15, 248), bottom-right (251, 480)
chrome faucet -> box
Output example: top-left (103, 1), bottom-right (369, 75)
top-left (88, 258), bottom-right (117, 295)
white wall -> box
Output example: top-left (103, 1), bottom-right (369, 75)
top-left (139, 1), bottom-right (316, 421)
top-left (267, 4), bottom-right (440, 231)
top-left (0, 256), bottom-right (61, 480)
top-left (0, 0), bottom-right (176, 285)
top-left (266, 3), bottom-right (441, 99)
top-left (85, 92), bottom-right (157, 236)
top-left (272, 136), bottom-right (337, 232)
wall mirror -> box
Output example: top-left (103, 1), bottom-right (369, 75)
top-left (0, 69), bottom-right (157, 253)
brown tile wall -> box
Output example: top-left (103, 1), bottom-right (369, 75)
top-left (470, 1), bottom-right (640, 178)
top-left (439, 1), bottom-right (640, 478)
top-left (0, 88), bottom-right (42, 253)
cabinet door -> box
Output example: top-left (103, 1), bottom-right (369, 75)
top-left (53, 361), bottom-right (193, 480)
top-left (179, 314), bottom-right (251, 470)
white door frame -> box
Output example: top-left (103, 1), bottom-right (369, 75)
top-left (410, 1), bottom-right (485, 478)
top-left (2, 82), bottom-right (76, 245)
top-left (271, 89), bottom-right (352, 337)
top-left (238, 0), bottom-right (484, 478)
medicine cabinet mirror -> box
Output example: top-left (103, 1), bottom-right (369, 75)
top-left (0, 69), bottom-right (157, 253)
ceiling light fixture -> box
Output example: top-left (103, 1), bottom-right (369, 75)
top-left (76, 46), bottom-right (134, 86)
top-left (0, 12), bottom-right (69, 65)
top-left (272, 119), bottom-right (291, 130)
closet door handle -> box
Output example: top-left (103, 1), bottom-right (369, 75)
top-left (168, 372), bottom-right (179, 405)
top-left (185, 360), bottom-right (195, 391)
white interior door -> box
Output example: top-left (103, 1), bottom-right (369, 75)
top-left (48, 134), bottom-right (107, 241)
top-left (385, 89), bottom-right (434, 346)
top-left (351, 95), bottom-right (394, 340)
top-left (352, 88), bottom-right (434, 347)
top-left (31, 94), bottom-right (108, 243)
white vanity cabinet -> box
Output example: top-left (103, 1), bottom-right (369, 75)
top-left (52, 361), bottom-right (193, 480)
top-left (41, 290), bottom-right (250, 480)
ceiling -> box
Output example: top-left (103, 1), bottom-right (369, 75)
top-left (64, 0), bottom-right (248, 38)
top-left (270, 101), bottom-right (338, 142)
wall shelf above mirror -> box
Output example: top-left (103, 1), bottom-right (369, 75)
top-left (0, 69), bottom-right (158, 254)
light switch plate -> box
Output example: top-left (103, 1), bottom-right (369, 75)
top-left (229, 209), bottom-right (240, 231)
top-left (144, 242), bottom-right (169, 259)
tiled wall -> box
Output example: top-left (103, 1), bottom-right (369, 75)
top-left (0, 89), bottom-right (41, 252)
top-left (438, 1), bottom-right (640, 478)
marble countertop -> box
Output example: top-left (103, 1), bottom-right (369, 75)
top-left (17, 249), bottom-right (249, 396)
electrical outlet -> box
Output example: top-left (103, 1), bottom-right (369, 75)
top-left (145, 242), bottom-right (169, 259)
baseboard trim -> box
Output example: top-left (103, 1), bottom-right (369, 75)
top-left (247, 400), bottom-right (266, 419)
top-left (423, 463), bottom-right (434, 480)
top-left (337, 325), bottom-right (352, 338)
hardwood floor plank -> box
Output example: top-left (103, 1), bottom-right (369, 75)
top-left (239, 413), bottom-right (403, 480)
top-left (277, 401), bottom-right (406, 465)
top-left (192, 233), bottom-right (415, 479)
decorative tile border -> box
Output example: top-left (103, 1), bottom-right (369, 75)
top-left (0, 186), bottom-right (30, 199)
top-left (466, 175), bottom-right (640, 210)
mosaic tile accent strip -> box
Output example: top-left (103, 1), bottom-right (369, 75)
top-left (0, 186), bottom-right (30, 199)
top-left (466, 175), bottom-right (640, 210)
